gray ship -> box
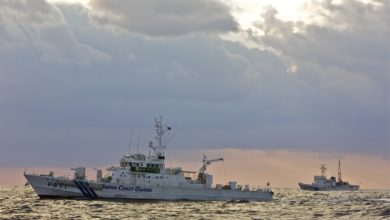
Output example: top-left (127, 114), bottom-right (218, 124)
top-left (299, 161), bottom-right (359, 191)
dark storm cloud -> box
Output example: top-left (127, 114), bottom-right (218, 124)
top-left (88, 0), bottom-right (239, 37)
top-left (0, 2), bottom-right (265, 166)
top-left (0, 1), bottom-right (388, 167)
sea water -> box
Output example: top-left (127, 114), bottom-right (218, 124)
top-left (0, 186), bottom-right (389, 219)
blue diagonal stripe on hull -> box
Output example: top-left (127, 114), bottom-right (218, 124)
top-left (85, 182), bottom-right (98, 198)
top-left (73, 180), bottom-right (88, 197)
top-left (79, 181), bottom-right (95, 198)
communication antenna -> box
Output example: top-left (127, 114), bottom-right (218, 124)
top-left (164, 125), bottom-right (185, 147)
top-left (136, 126), bottom-right (142, 154)
top-left (128, 128), bottom-right (133, 155)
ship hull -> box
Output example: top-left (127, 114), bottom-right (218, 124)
top-left (298, 182), bottom-right (359, 191)
top-left (25, 174), bottom-right (273, 201)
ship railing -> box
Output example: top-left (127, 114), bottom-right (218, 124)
top-left (258, 188), bottom-right (273, 193)
top-left (24, 168), bottom-right (53, 176)
top-left (56, 175), bottom-right (72, 180)
top-left (214, 183), bottom-right (272, 193)
top-left (23, 168), bottom-right (73, 180)
top-left (248, 186), bottom-right (273, 193)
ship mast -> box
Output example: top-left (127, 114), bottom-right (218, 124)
top-left (320, 164), bottom-right (326, 177)
top-left (151, 116), bottom-right (171, 160)
top-left (337, 160), bottom-right (342, 182)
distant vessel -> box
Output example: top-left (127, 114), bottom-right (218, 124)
top-left (299, 161), bottom-right (359, 191)
top-left (25, 117), bottom-right (273, 201)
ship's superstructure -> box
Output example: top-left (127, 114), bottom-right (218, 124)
top-left (298, 161), bottom-right (359, 191)
top-left (25, 117), bottom-right (273, 201)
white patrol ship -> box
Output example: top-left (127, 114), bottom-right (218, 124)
top-left (24, 117), bottom-right (273, 201)
top-left (298, 161), bottom-right (359, 191)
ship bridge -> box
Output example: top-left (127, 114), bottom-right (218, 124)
top-left (119, 153), bottom-right (163, 174)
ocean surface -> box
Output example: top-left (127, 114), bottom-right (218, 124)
top-left (0, 186), bottom-right (389, 219)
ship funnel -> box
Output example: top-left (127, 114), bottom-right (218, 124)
top-left (94, 169), bottom-right (102, 182)
top-left (71, 167), bottom-right (86, 180)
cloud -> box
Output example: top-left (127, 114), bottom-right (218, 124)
top-left (245, 0), bottom-right (389, 151)
top-left (0, 0), bottom-right (388, 168)
top-left (0, 0), bottom-right (110, 64)
top-left (251, 0), bottom-right (389, 87)
top-left (88, 0), bottom-right (239, 37)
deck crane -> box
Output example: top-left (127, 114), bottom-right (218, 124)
top-left (197, 154), bottom-right (224, 183)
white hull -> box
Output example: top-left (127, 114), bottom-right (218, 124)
top-left (25, 174), bottom-right (273, 201)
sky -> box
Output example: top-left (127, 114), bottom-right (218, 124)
top-left (0, 0), bottom-right (389, 187)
